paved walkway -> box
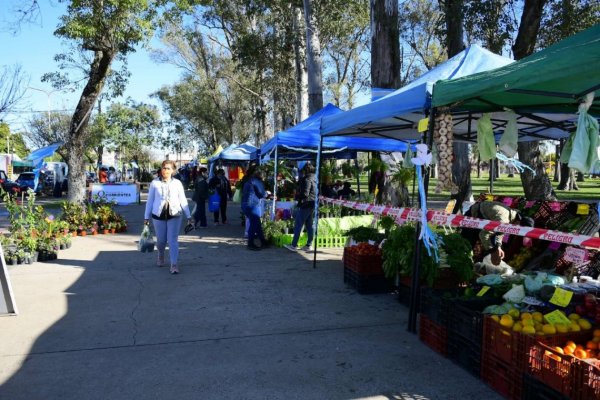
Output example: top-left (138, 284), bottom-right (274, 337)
top-left (0, 201), bottom-right (501, 400)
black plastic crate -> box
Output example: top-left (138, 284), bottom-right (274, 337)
top-left (447, 331), bottom-right (481, 378)
top-left (522, 373), bottom-right (570, 400)
top-left (447, 296), bottom-right (501, 345)
top-left (419, 287), bottom-right (459, 326)
top-left (343, 267), bottom-right (392, 294)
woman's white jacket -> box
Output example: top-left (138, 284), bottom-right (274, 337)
top-left (144, 178), bottom-right (191, 220)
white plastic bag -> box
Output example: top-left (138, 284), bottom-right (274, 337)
top-left (481, 254), bottom-right (514, 276)
top-left (138, 225), bottom-right (155, 253)
top-left (499, 111), bottom-right (518, 157)
top-left (503, 284), bottom-right (526, 303)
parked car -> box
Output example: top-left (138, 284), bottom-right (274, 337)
top-left (16, 172), bottom-right (44, 193)
top-left (0, 170), bottom-right (21, 197)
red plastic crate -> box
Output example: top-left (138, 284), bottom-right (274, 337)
top-left (576, 358), bottom-right (600, 400)
top-left (419, 314), bottom-right (448, 357)
top-left (481, 352), bottom-right (523, 400)
top-left (342, 247), bottom-right (383, 277)
top-left (483, 316), bottom-right (588, 373)
top-left (528, 341), bottom-right (579, 398)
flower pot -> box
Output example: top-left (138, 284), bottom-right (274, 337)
top-left (71, 231), bottom-right (78, 237)
top-left (60, 243), bottom-right (66, 250)
top-left (24, 256), bottom-right (32, 264)
top-left (79, 231), bottom-right (87, 237)
top-left (32, 251), bottom-right (39, 262)
top-left (110, 228), bottom-right (116, 234)
top-left (66, 242), bottom-right (72, 249)
top-left (9, 257), bottom-right (17, 265)
top-left (91, 231), bottom-right (98, 236)
top-left (102, 229), bottom-right (109, 234)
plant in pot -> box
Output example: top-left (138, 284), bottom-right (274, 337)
top-left (17, 235), bottom-right (38, 262)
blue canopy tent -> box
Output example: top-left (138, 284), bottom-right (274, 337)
top-left (25, 142), bottom-right (63, 191)
top-left (210, 142), bottom-right (258, 162)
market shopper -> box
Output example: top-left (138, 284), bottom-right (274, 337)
top-left (192, 167), bottom-right (209, 229)
top-left (284, 163), bottom-right (317, 252)
top-left (209, 168), bottom-right (232, 225)
top-left (241, 169), bottom-right (269, 251)
top-left (144, 160), bottom-right (193, 274)
top-left (337, 181), bottom-right (356, 199)
top-left (463, 200), bottom-right (535, 266)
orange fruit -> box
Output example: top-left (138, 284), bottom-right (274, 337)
top-left (586, 341), bottom-right (598, 350)
top-left (587, 350), bottom-right (597, 359)
top-left (563, 346), bottom-right (575, 355)
top-left (574, 348), bottom-right (588, 359)
top-left (566, 340), bottom-right (577, 348)
top-left (554, 346), bottom-right (565, 354)
top-left (593, 337), bottom-right (600, 343)
top-left (593, 329), bottom-right (600, 338)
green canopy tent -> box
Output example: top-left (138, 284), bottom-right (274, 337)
top-left (432, 23), bottom-right (600, 115)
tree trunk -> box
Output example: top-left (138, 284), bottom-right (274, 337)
top-left (370, 0), bottom-right (401, 89)
top-left (67, 50), bottom-right (116, 203)
top-left (577, 171), bottom-right (585, 182)
top-left (293, 5), bottom-right (308, 123)
top-left (443, 0), bottom-right (466, 56)
top-left (513, 0), bottom-right (551, 200)
top-left (303, 0), bottom-right (323, 115)
top-left (554, 142), bottom-right (561, 182)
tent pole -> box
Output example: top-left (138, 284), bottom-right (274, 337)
top-left (312, 136), bottom-right (324, 269)
top-left (490, 158), bottom-right (495, 194)
top-left (354, 157), bottom-right (361, 198)
top-left (272, 147), bottom-right (279, 219)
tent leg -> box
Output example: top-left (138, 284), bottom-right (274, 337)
top-left (490, 158), bottom-right (495, 194)
top-left (354, 157), bottom-right (361, 198)
top-left (312, 136), bottom-right (324, 269)
top-left (407, 221), bottom-right (422, 334)
top-left (272, 147), bottom-right (279, 219)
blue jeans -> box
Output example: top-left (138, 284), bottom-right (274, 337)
top-left (193, 200), bottom-right (207, 227)
top-left (242, 205), bottom-right (265, 246)
top-left (292, 207), bottom-right (314, 247)
top-left (152, 216), bottom-right (182, 265)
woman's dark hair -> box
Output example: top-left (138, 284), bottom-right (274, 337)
top-left (303, 163), bottom-right (315, 174)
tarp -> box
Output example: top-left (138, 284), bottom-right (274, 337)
top-left (209, 142), bottom-right (258, 162)
top-left (321, 44), bottom-right (514, 139)
top-left (25, 143), bottom-right (62, 162)
top-left (208, 143), bottom-right (237, 163)
top-left (432, 24), bottom-right (600, 115)
top-left (260, 103), bottom-right (411, 162)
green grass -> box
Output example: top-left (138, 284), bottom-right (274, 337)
top-left (348, 174), bottom-right (600, 202)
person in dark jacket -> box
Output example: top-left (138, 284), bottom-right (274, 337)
top-left (284, 163), bottom-right (316, 252)
top-left (209, 168), bottom-right (233, 225)
top-left (337, 182), bottom-right (356, 199)
top-left (192, 167), bottom-right (209, 228)
top-left (241, 170), bottom-right (269, 250)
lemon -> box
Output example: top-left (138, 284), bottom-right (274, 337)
top-left (570, 323), bottom-right (581, 332)
top-left (578, 319), bottom-right (592, 330)
top-left (521, 312), bottom-right (533, 321)
top-left (532, 312), bottom-right (543, 323)
top-left (536, 331), bottom-right (546, 336)
top-left (522, 319), bottom-right (535, 327)
top-left (568, 313), bottom-right (581, 321)
top-left (522, 325), bottom-right (536, 335)
top-left (500, 315), bottom-right (514, 329)
top-left (555, 323), bottom-right (569, 333)
top-left (542, 324), bottom-right (557, 335)
top-left (534, 321), bottom-right (544, 332)
top-left (508, 308), bottom-right (520, 319)
top-left (513, 322), bottom-right (523, 332)
top-left (491, 315), bottom-right (500, 323)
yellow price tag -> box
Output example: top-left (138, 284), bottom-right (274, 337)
top-left (477, 286), bottom-right (490, 297)
top-left (417, 117), bottom-right (430, 132)
top-left (576, 204), bottom-right (590, 215)
top-left (444, 199), bottom-right (456, 214)
top-left (549, 287), bottom-right (573, 307)
top-left (544, 310), bottom-right (572, 325)
top-left (485, 194), bottom-right (494, 201)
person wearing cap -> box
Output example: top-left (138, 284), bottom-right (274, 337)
top-left (464, 201), bottom-right (535, 266)
top-left (192, 167), bottom-right (209, 228)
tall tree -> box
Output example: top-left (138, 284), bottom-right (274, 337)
top-left (0, 122), bottom-right (29, 158)
top-left (53, 0), bottom-right (195, 203)
top-left (25, 112), bottom-right (72, 160)
top-left (292, 5), bottom-right (309, 122)
top-left (370, 0), bottom-right (401, 90)
top-left (303, 0), bottom-right (324, 114)
top-left (512, 0), bottom-right (553, 200)
top-left (0, 64), bottom-right (28, 119)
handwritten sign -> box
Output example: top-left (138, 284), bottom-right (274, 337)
top-left (549, 287), bottom-right (574, 307)
top-left (577, 204), bottom-right (590, 215)
top-left (544, 310), bottom-right (572, 325)
top-left (549, 202), bottom-right (562, 212)
top-left (445, 199), bottom-right (456, 214)
top-left (564, 246), bottom-right (589, 265)
top-left (477, 286), bottom-right (490, 297)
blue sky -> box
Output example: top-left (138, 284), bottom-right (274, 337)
top-left (1, 1), bottom-right (184, 132)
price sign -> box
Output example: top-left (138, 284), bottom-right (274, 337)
top-left (564, 247), bottom-right (589, 265)
top-left (477, 286), bottom-right (490, 297)
top-left (485, 195), bottom-right (494, 201)
top-left (549, 287), bottom-right (574, 307)
top-left (549, 202), bottom-right (562, 212)
top-left (576, 204), bottom-right (590, 215)
top-left (417, 117), bottom-right (430, 132)
top-left (544, 310), bottom-right (572, 325)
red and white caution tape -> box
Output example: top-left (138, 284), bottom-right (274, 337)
top-left (320, 197), bottom-right (600, 250)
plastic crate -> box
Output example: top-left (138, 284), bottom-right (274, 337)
top-left (343, 247), bottom-right (384, 277)
top-left (419, 314), bottom-right (448, 357)
top-left (577, 206), bottom-right (600, 236)
top-left (482, 316), bottom-right (587, 373)
top-left (528, 341), bottom-right (579, 398)
top-left (272, 234), bottom-right (347, 248)
top-left (272, 233), bottom-right (305, 247)
top-left (447, 296), bottom-right (501, 345)
top-left (343, 267), bottom-right (391, 294)
top-left (481, 352), bottom-right (523, 400)
top-left (522, 373), bottom-right (570, 400)
top-left (316, 236), bottom-right (347, 248)
top-left (447, 331), bottom-right (481, 378)
top-left (577, 358), bottom-right (600, 400)
top-left (419, 287), bottom-right (458, 327)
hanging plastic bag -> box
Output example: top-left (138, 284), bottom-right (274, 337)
top-left (560, 132), bottom-right (575, 164)
top-left (232, 187), bottom-right (242, 203)
top-left (403, 146), bottom-right (414, 169)
top-left (499, 111), bottom-right (518, 157)
top-left (138, 225), bottom-right (155, 253)
top-left (208, 192), bottom-right (221, 212)
top-left (568, 93), bottom-right (599, 173)
top-left (477, 113), bottom-right (496, 161)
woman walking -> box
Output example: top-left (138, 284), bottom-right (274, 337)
top-left (241, 169), bottom-right (269, 251)
top-left (144, 160), bottom-right (193, 274)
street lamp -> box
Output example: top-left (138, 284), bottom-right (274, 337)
top-left (27, 86), bottom-right (59, 130)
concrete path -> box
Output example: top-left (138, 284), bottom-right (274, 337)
top-left (0, 201), bottom-right (501, 400)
